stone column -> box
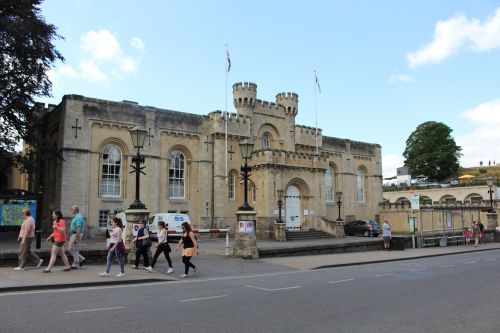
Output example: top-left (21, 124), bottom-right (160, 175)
top-left (233, 210), bottom-right (259, 259)
top-left (125, 209), bottom-right (150, 264)
top-left (274, 221), bottom-right (286, 241)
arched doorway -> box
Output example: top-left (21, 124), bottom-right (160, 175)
top-left (285, 185), bottom-right (301, 230)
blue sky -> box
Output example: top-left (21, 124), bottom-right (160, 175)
top-left (39, 0), bottom-right (500, 177)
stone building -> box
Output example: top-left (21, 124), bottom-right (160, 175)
top-left (34, 82), bottom-right (383, 238)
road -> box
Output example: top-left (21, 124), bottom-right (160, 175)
top-left (1, 250), bottom-right (500, 333)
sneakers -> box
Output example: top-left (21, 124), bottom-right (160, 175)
top-left (116, 272), bottom-right (126, 277)
top-left (167, 267), bottom-right (174, 274)
top-left (144, 266), bottom-right (153, 272)
top-left (130, 265), bottom-right (138, 269)
top-left (79, 258), bottom-right (86, 267)
top-left (99, 272), bottom-right (110, 277)
top-left (179, 274), bottom-right (188, 278)
top-left (14, 267), bottom-right (24, 271)
top-left (37, 259), bottom-right (44, 268)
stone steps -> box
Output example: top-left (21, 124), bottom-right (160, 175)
top-left (285, 230), bottom-right (333, 241)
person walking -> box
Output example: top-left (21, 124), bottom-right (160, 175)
top-left (14, 208), bottom-right (43, 271)
top-left (464, 227), bottom-right (472, 246)
top-left (99, 217), bottom-right (126, 277)
top-left (132, 220), bottom-right (153, 272)
top-left (44, 210), bottom-right (71, 273)
top-left (473, 220), bottom-right (481, 247)
top-left (68, 205), bottom-right (86, 268)
top-left (382, 220), bottom-right (391, 251)
top-left (151, 221), bottom-right (174, 274)
top-left (478, 220), bottom-right (485, 244)
top-left (176, 222), bottom-right (197, 278)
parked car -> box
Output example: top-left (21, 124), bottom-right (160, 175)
top-left (344, 220), bottom-right (381, 237)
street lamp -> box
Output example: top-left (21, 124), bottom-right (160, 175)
top-left (129, 126), bottom-right (147, 210)
top-left (239, 138), bottom-right (254, 211)
top-left (277, 189), bottom-right (284, 223)
top-left (336, 191), bottom-right (343, 221)
top-left (484, 177), bottom-right (495, 211)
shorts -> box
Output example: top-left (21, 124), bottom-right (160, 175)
top-left (182, 247), bottom-right (196, 257)
top-left (54, 241), bottom-right (65, 247)
top-left (383, 236), bottom-right (391, 242)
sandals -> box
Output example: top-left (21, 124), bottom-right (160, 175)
top-left (62, 267), bottom-right (71, 272)
top-left (43, 269), bottom-right (51, 273)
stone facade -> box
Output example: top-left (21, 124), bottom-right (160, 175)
top-left (35, 82), bottom-right (383, 239)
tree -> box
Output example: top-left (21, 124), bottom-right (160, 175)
top-left (403, 121), bottom-right (462, 181)
top-left (0, 1), bottom-right (63, 153)
top-left (0, 0), bottom-right (63, 189)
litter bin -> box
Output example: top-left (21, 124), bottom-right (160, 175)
top-left (439, 236), bottom-right (448, 247)
top-left (391, 237), bottom-right (405, 250)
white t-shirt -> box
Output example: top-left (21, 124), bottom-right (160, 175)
top-left (158, 229), bottom-right (167, 244)
top-left (110, 227), bottom-right (122, 243)
top-left (383, 223), bottom-right (391, 237)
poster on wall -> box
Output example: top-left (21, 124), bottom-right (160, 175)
top-left (0, 199), bottom-right (37, 228)
top-left (238, 220), bottom-right (254, 233)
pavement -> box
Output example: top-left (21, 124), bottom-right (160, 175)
top-left (1, 231), bottom-right (500, 292)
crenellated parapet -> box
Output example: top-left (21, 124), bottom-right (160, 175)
top-left (233, 82), bottom-right (257, 115)
top-left (294, 125), bottom-right (322, 148)
top-left (276, 92), bottom-right (298, 116)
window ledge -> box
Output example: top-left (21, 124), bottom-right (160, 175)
top-left (101, 197), bottom-right (123, 203)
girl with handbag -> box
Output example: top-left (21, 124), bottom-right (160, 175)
top-left (99, 217), bottom-right (126, 277)
top-left (132, 220), bottom-right (153, 272)
top-left (176, 222), bottom-right (198, 278)
top-left (151, 221), bottom-right (174, 274)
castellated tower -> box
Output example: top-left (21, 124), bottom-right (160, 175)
top-left (233, 82), bottom-right (257, 117)
top-left (276, 92), bottom-right (298, 116)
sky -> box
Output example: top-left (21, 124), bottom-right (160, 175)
top-left (39, 0), bottom-right (500, 178)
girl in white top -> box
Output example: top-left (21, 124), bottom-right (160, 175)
top-left (151, 221), bottom-right (173, 273)
top-left (99, 217), bottom-right (125, 277)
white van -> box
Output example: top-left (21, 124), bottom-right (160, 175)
top-left (148, 213), bottom-right (191, 239)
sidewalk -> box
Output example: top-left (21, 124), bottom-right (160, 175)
top-left (1, 232), bottom-right (499, 292)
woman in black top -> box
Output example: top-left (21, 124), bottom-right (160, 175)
top-left (175, 222), bottom-right (198, 278)
top-left (132, 220), bottom-right (152, 272)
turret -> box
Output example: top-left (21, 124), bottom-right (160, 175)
top-left (276, 92), bottom-right (298, 116)
top-left (233, 82), bottom-right (257, 117)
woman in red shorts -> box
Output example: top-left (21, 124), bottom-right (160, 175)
top-left (44, 210), bottom-right (71, 272)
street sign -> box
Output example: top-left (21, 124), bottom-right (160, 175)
top-left (410, 194), bottom-right (420, 210)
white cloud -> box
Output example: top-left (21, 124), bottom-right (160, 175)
top-left (131, 37), bottom-right (145, 50)
top-left (382, 153), bottom-right (404, 179)
top-left (456, 99), bottom-right (500, 167)
top-left (407, 7), bottom-right (500, 68)
top-left (49, 29), bottom-right (144, 85)
top-left (389, 73), bottom-right (414, 83)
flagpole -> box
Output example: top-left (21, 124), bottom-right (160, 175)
top-left (314, 71), bottom-right (318, 155)
top-left (225, 45), bottom-right (229, 183)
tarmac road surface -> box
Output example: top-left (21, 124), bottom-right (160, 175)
top-left (1, 249), bottom-right (500, 333)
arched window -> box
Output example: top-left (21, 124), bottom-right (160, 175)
top-left (356, 168), bottom-right (365, 202)
top-left (262, 132), bottom-right (271, 149)
top-left (228, 171), bottom-right (235, 200)
top-left (325, 168), bottom-right (333, 202)
top-left (169, 151), bottom-right (185, 198)
top-left (101, 144), bottom-right (122, 197)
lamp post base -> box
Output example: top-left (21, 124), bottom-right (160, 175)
top-left (233, 210), bottom-right (259, 259)
top-left (274, 221), bottom-right (286, 241)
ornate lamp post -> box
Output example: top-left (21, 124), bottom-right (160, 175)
top-left (336, 191), bottom-right (343, 221)
top-left (129, 126), bottom-right (148, 210)
top-left (277, 189), bottom-right (284, 223)
top-left (484, 177), bottom-right (495, 211)
top-left (239, 138), bottom-right (254, 211)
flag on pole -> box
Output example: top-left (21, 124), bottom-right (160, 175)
top-left (226, 48), bottom-right (231, 72)
top-left (315, 71), bottom-right (321, 93)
